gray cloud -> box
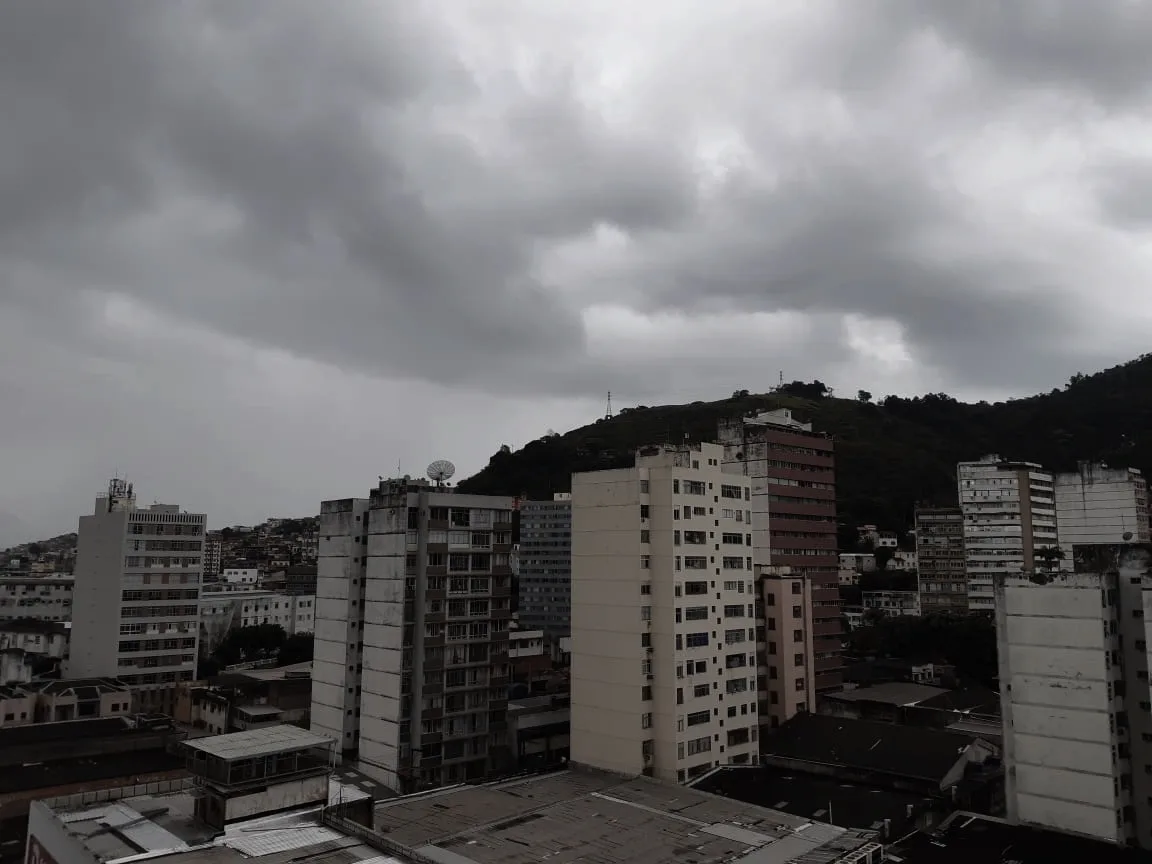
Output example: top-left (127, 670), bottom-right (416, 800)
top-left (2, 0), bottom-right (1151, 541)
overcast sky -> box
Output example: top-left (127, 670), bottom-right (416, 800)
top-left (4, 1), bottom-right (1152, 544)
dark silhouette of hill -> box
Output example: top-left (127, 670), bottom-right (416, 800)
top-left (457, 355), bottom-right (1152, 545)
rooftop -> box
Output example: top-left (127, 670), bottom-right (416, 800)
top-left (0, 716), bottom-right (133, 748)
top-left (212, 661), bottom-right (312, 685)
top-left (183, 724), bottom-right (333, 760)
top-left (888, 811), bottom-right (1147, 864)
top-left (763, 713), bottom-right (984, 786)
top-left (41, 789), bottom-right (386, 864)
top-left (690, 765), bottom-right (937, 835)
top-left (0, 617), bottom-right (69, 634)
top-left (824, 682), bottom-right (948, 706)
top-left (370, 767), bottom-right (879, 864)
top-left (27, 676), bottom-right (132, 697)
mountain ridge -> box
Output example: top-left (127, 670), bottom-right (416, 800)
top-left (457, 354), bottom-right (1152, 545)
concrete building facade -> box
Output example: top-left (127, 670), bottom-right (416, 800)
top-left (1055, 464), bottom-right (1150, 558)
top-left (570, 442), bottom-right (760, 783)
top-left (0, 574), bottom-right (74, 622)
top-left (311, 480), bottom-right (515, 792)
top-left (995, 544), bottom-right (1152, 849)
top-left (915, 506), bottom-right (966, 612)
top-left (68, 480), bottom-right (203, 713)
top-left (517, 494), bottom-right (572, 637)
top-left (958, 456), bottom-right (1057, 612)
top-left (719, 409), bottom-right (841, 697)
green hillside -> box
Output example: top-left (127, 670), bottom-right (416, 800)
top-left (457, 355), bottom-right (1152, 546)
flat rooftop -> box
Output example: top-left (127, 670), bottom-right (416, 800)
top-left (690, 765), bottom-right (937, 834)
top-left (888, 811), bottom-right (1147, 863)
top-left (371, 767), bottom-right (880, 864)
top-left (43, 790), bottom-right (385, 864)
top-left (183, 725), bottom-right (333, 760)
top-left (823, 682), bottom-right (947, 705)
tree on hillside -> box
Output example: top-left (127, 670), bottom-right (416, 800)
top-left (857, 390), bottom-right (872, 403)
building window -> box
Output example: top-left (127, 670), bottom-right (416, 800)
top-left (641, 555), bottom-right (651, 569)
top-left (792, 605), bottom-right (802, 617)
top-left (641, 530), bottom-right (650, 544)
top-left (640, 480), bottom-right (649, 493)
top-left (793, 630), bottom-right (803, 642)
top-left (642, 712), bottom-right (652, 729)
top-left (694, 684), bottom-right (709, 698)
top-left (687, 711), bottom-right (710, 727)
top-left (686, 632), bottom-right (709, 648)
top-left (796, 678), bottom-right (805, 691)
top-left (642, 686), bottom-right (653, 701)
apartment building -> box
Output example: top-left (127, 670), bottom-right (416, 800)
top-left (0, 574), bottom-right (73, 621)
top-left (67, 479), bottom-right (203, 713)
top-left (311, 479), bottom-right (515, 792)
top-left (198, 590), bottom-right (314, 653)
top-left (957, 455), bottom-right (1057, 612)
top-left (570, 442), bottom-right (760, 783)
top-left (518, 494), bottom-right (572, 637)
top-left (1055, 464), bottom-right (1150, 557)
top-left (915, 506), bottom-right (966, 612)
top-left (719, 409), bottom-right (841, 701)
top-left (203, 533), bottom-right (223, 577)
top-left (995, 543), bottom-right (1152, 849)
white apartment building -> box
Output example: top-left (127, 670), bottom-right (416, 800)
top-left (958, 455), bottom-right (1057, 611)
top-left (995, 544), bottom-right (1152, 849)
top-left (198, 590), bottom-right (314, 653)
top-left (312, 481), bottom-right (516, 792)
top-left (1055, 464), bottom-right (1150, 558)
top-left (570, 442), bottom-right (760, 783)
top-left (0, 574), bottom-right (73, 621)
top-left (204, 533), bottom-right (223, 576)
top-left (221, 566), bottom-right (260, 585)
top-left (68, 479), bottom-right (203, 712)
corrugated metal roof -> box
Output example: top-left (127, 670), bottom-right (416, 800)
top-left (183, 725), bottom-right (333, 760)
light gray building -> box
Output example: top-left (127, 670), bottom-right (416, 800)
top-left (67, 479), bottom-right (204, 715)
top-left (311, 477), bottom-right (515, 792)
top-left (517, 494), bottom-right (572, 637)
top-left (1055, 463), bottom-right (1150, 558)
top-left (995, 543), bottom-right (1152, 849)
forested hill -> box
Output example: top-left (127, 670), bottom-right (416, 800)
top-left (457, 354), bottom-right (1152, 546)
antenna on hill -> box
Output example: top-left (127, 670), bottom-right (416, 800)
top-left (605, 391), bottom-right (614, 420)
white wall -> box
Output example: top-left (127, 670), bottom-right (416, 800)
top-left (997, 573), bottom-right (1122, 844)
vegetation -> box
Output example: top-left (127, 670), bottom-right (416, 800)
top-left (458, 355), bottom-right (1152, 538)
top-left (197, 624), bottom-right (312, 677)
top-left (847, 613), bottom-right (998, 683)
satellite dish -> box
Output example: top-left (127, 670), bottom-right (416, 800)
top-left (1123, 531), bottom-right (1134, 542)
top-left (427, 460), bottom-right (456, 485)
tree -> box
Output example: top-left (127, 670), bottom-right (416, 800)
top-left (27, 543), bottom-right (43, 558)
top-left (278, 633), bottom-right (314, 666)
top-left (857, 390), bottom-right (872, 403)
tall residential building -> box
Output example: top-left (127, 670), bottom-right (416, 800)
top-left (68, 479), bottom-right (203, 713)
top-left (957, 455), bottom-right (1057, 613)
top-left (203, 532), bottom-right (223, 577)
top-left (570, 442), bottom-right (760, 783)
top-left (995, 544), bottom-right (1152, 849)
top-left (310, 479), bottom-right (515, 792)
top-left (915, 506), bottom-right (967, 612)
top-left (1055, 464), bottom-right (1150, 558)
top-left (518, 494), bottom-right (572, 637)
top-left (719, 409), bottom-right (842, 701)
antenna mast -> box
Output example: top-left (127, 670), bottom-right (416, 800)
top-left (605, 391), bottom-right (613, 420)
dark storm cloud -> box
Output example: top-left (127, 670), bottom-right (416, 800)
top-left (908, 1), bottom-right (1152, 104)
top-left (0, 0), bottom-right (1147, 405)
